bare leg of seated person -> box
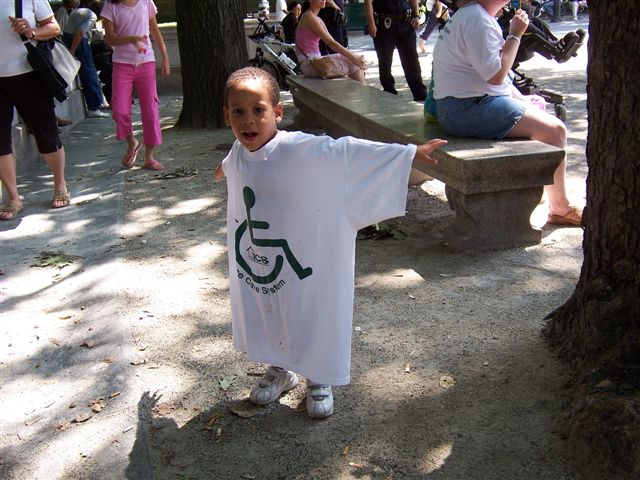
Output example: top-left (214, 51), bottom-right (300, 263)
top-left (505, 106), bottom-right (581, 225)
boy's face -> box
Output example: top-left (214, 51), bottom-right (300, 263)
top-left (224, 79), bottom-right (283, 152)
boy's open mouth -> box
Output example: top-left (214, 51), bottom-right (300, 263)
top-left (242, 132), bottom-right (258, 140)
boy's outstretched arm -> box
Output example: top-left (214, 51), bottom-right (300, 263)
top-left (214, 164), bottom-right (225, 182)
top-left (413, 139), bottom-right (447, 166)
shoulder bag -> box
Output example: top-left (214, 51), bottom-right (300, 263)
top-left (14, 0), bottom-right (81, 102)
top-left (298, 50), bottom-right (346, 79)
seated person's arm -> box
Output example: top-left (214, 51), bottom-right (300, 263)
top-left (308, 14), bottom-right (364, 68)
top-left (488, 9), bottom-right (529, 85)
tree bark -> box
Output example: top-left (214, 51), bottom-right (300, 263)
top-left (175, 1), bottom-right (248, 128)
top-left (545, 1), bottom-right (640, 478)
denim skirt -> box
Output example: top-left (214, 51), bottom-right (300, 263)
top-left (436, 95), bottom-right (527, 140)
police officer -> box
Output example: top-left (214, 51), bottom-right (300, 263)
top-left (365, 0), bottom-right (427, 101)
top-left (319, 0), bottom-right (348, 55)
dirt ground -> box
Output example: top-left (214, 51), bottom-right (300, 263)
top-left (115, 66), bottom-right (587, 477)
top-left (0, 23), bottom-right (597, 480)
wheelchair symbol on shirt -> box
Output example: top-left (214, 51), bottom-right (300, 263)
top-left (235, 186), bottom-right (313, 285)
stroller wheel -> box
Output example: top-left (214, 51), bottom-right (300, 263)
top-left (554, 103), bottom-right (567, 123)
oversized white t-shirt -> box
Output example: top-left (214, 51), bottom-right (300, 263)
top-left (433, 3), bottom-right (511, 99)
top-left (222, 131), bottom-right (416, 385)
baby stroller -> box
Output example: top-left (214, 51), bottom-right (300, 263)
top-left (248, 17), bottom-right (300, 90)
top-left (498, 6), bottom-right (585, 121)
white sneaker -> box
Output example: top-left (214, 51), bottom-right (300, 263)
top-left (306, 383), bottom-right (334, 419)
top-left (249, 366), bottom-right (298, 406)
top-left (87, 109), bottom-right (110, 118)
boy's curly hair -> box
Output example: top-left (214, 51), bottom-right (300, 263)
top-left (224, 67), bottom-right (280, 107)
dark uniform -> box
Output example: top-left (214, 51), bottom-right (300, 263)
top-left (370, 0), bottom-right (426, 101)
top-left (319, 0), bottom-right (348, 55)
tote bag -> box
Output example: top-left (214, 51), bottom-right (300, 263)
top-left (15, 0), bottom-right (81, 102)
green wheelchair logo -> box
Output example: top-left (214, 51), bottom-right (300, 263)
top-left (235, 187), bottom-right (313, 285)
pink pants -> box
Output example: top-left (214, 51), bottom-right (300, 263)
top-left (111, 62), bottom-right (162, 146)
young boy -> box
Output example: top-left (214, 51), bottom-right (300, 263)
top-left (215, 67), bottom-right (446, 419)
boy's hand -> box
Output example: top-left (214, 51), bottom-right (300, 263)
top-left (214, 164), bottom-right (225, 182)
top-left (414, 139), bottom-right (447, 166)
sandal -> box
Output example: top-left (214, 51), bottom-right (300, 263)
top-left (51, 190), bottom-right (71, 209)
top-left (122, 142), bottom-right (142, 169)
top-left (547, 206), bottom-right (582, 226)
top-left (0, 200), bottom-right (24, 221)
top-left (142, 159), bottom-right (164, 171)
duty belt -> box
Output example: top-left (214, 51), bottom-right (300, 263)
top-left (374, 10), bottom-right (412, 28)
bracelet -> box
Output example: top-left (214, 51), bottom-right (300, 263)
top-left (506, 33), bottom-right (521, 43)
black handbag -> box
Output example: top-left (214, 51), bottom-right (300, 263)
top-left (14, 0), bottom-right (74, 102)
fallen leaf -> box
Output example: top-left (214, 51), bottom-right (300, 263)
top-left (342, 446), bottom-right (350, 456)
top-left (73, 412), bottom-right (93, 423)
top-left (404, 363), bottom-right (411, 373)
top-left (31, 250), bottom-right (82, 269)
top-left (357, 221), bottom-right (408, 240)
top-left (439, 375), bottom-right (456, 389)
top-left (157, 166), bottom-right (199, 179)
top-left (204, 412), bottom-right (224, 430)
top-left (109, 391), bottom-right (121, 399)
top-left (349, 462), bottom-right (365, 469)
top-left (229, 405), bottom-right (260, 419)
top-left (25, 415), bottom-right (43, 426)
top-left (56, 421), bottom-right (71, 431)
top-left (153, 403), bottom-right (177, 417)
top-left (50, 338), bottom-right (62, 346)
top-left (88, 399), bottom-right (104, 413)
top-left (82, 339), bottom-right (96, 349)
top-left (58, 315), bottom-right (72, 320)
top-left (218, 374), bottom-right (236, 391)
top-left (595, 379), bottom-right (613, 389)
top-left (101, 358), bottom-right (114, 364)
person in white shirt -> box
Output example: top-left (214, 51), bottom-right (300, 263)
top-left (274, 0), bottom-right (288, 21)
top-left (1, 0), bottom-right (71, 220)
top-left (432, 0), bottom-right (582, 226)
top-left (214, 67), bottom-right (446, 418)
top-left (54, 0), bottom-right (78, 32)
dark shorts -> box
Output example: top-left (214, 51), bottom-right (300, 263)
top-left (436, 94), bottom-right (527, 140)
top-left (0, 71), bottom-right (62, 156)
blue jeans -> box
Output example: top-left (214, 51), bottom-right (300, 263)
top-left (62, 33), bottom-right (103, 111)
top-left (436, 95), bottom-right (527, 140)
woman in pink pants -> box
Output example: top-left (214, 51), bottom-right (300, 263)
top-left (101, 0), bottom-right (169, 170)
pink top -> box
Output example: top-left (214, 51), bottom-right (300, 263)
top-left (101, 0), bottom-right (158, 65)
top-left (295, 25), bottom-right (321, 58)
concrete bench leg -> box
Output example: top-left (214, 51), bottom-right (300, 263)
top-left (444, 185), bottom-right (544, 251)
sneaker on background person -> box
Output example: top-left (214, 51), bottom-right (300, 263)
top-left (87, 109), bottom-right (110, 118)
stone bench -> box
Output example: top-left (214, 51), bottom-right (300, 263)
top-left (286, 76), bottom-right (564, 251)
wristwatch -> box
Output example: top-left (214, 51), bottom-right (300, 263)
top-left (30, 30), bottom-right (36, 40)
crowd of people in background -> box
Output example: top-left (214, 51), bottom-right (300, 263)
top-left (1, 0), bottom-right (169, 222)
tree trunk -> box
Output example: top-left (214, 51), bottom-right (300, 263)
top-left (545, 1), bottom-right (640, 478)
top-left (175, 1), bottom-right (248, 128)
